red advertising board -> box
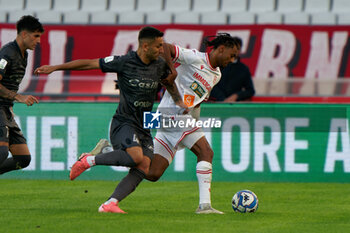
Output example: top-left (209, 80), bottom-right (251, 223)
top-left (1, 24), bottom-right (349, 99)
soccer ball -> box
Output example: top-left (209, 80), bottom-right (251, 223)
top-left (231, 190), bottom-right (258, 213)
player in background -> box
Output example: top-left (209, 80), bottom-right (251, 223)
top-left (35, 26), bottom-right (187, 213)
top-left (0, 16), bottom-right (43, 174)
top-left (146, 34), bottom-right (239, 214)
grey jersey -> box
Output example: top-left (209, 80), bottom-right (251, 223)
top-left (0, 40), bottom-right (28, 106)
top-left (99, 51), bottom-right (169, 131)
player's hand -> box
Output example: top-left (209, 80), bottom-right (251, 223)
top-left (175, 101), bottom-right (189, 114)
top-left (34, 65), bottom-right (56, 75)
top-left (224, 94), bottom-right (238, 102)
top-left (15, 94), bottom-right (39, 106)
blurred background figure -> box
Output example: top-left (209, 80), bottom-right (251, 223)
top-left (210, 37), bottom-right (255, 102)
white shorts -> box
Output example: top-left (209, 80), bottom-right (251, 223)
top-left (153, 127), bottom-right (205, 164)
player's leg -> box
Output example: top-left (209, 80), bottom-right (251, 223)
top-left (0, 144), bottom-right (31, 174)
top-left (94, 145), bottom-right (142, 166)
top-left (110, 154), bottom-right (151, 201)
top-left (146, 154), bottom-right (169, 181)
top-left (70, 145), bottom-right (142, 180)
top-left (184, 133), bottom-right (223, 214)
top-left (99, 155), bottom-right (151, 213)
top-left (0, 110), bottom-right (10, 166)
top-left (190, 136), bottom-right (213, 204)
top-left (69, 124), bottom-right (143, 180)
top-left (98, 131), bottom-right (154, 213)
top-left (0, 122), bottom-right (31, 174)
top-left (0, 141), bottom-right (9, 170)
top-left (146, 133), bottom-right (175, 181)
top-left (89, 123), bottom-right (145, 167)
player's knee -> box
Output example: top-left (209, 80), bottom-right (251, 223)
top-left (137, 164), bottom-right (149, 175)
top-left (198, 146), bottom-right (214, 161)
top-left (0, 146), bottom-right (9, 163)
top-left (146, 169), bottom-right (162, 182)
top-left (15, 155), bottom-right (31, 169)
top-left (132, 155), bottom-right (143, 165)
top-left (127, 148), bottom-right (144, 164)
top-left (147, 174), bottom-right (160, 182)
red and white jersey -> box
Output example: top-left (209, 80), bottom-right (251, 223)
top-left (159, 45), bottom-right (221, 114)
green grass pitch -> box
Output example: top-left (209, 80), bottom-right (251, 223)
top-left (0, 180), bottom-right (349, 233)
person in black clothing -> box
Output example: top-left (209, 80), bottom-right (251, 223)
top-left (210, 37), bottom-right (255, 102)
top-left (0, 15), bottom-right (44, 174)
top-left (35, 26), bottom-right (186, 213)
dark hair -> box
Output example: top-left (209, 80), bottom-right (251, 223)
top-left (232, 36), bottom-right (242, 48)
top-left (204, 33), bottom-right (239, 49)
top-left (138, 26), bottom-right (164, 42)
top-left (16, 15), bottom-right (44, 34)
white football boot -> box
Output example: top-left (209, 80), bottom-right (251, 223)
top-left (195, 203), bottom-right (224, 214)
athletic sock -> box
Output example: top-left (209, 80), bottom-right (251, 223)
top-left (104, 198), bottom-right (118, 205)
top-left (110, 168), bottom-right (145, 202)
top-left (0, 146), bottom-right (8, 165)
top-left (0, 155), bottom-right (31, 174)
top-left (94, 149), bottom-right (136, 167)
top-left (196, 161), bottom-right (212, 205)
top-left (86, 156), bottom-right (96, 166)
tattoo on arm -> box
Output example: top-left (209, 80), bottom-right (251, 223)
top-left (164, 81), bottom-right (182, 103)
top-left (0, 83), bottom-right (17, 100)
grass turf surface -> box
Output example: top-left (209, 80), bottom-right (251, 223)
top-left (0, 180), bottom-right (349, 233)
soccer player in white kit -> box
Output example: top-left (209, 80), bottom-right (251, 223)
top-left (146, 34), bottom-right (240, 214)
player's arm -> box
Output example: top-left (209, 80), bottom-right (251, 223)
top-left (34, 59), bottom-right (100, 75)
top-left (161, 43), bottom-right (188, 113)
top-left (223, 93), bottom-right (238, 102)
top-left (161, 43), bottom-right (177, 83)
top-left (0, 74), bottom-right (38, 106)
top-left (161, 76), bottom-right (188, 114)
top-left (163, 43), bottom-right (176, 59)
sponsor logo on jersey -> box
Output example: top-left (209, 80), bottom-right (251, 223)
top-left (134, 101), bottom-right (152, 108)
top-left (184, 94), bottom-right (195, 107)
top-left (129, 79), bottom-right (158, 89)
top-left (190, 81), bottom-right (205, 98)
top-left (104, 56), bottom-right (114, 63)
top-left (192, 72), bottom-right (211, 92)
top-left (0, 58), bottom-right (8, 70)
top-left (143, 111), bottom-right (161, 129)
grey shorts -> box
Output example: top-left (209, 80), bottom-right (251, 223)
top-left (0, 106), bottom-right (26, 145)
top-left (110, 119), bottom-right (154, 160)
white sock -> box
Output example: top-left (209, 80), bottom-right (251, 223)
top-left (104, 198), bottom-right (118, 205)
top-left (86, 156), bottom-right (96, 166)
top-left (196, 161), bottom-right (212, 205)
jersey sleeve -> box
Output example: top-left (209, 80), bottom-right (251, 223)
top-left (0, 50), bottom-right (10, 77)
top-left (173, 45), bottom-right (201, 65)
top-left (99, 55), bottom-right (125, 73)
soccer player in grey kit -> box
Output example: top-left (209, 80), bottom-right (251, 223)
top-left (0, 16), bottom-right (43, 174)
top-left (35, 27), bottom-right (187, 213)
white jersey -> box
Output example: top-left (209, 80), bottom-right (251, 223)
top-left (158, 45), bottom-right (221, 116)
top-left (154, 45), bottom-right (221, 162)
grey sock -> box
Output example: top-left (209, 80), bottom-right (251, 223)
top-left (95, 149), bottom-right (136, 167)
top-left (110, 168), bottom-right (145, 202)
top-left (0, 155), bottom-right (31, 174)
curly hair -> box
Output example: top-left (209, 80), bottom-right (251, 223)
top-left (204, 33), bottom-right (240, 49)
